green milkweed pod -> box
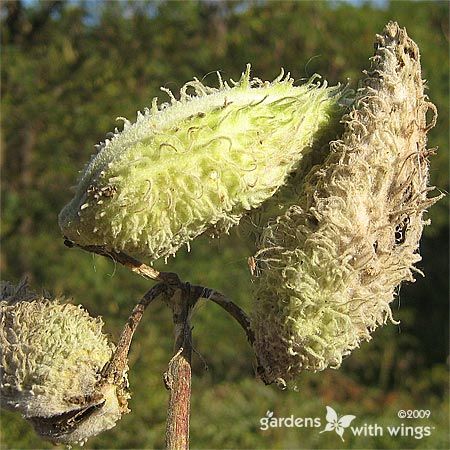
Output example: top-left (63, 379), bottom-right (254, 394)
top-left (0, 281), bottom-right (129, 445)
top-left (59, 66), bottom-right (346, 262)
top-left (252, 22), bottom-right (442, 385)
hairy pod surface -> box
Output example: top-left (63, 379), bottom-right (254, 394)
top-left (0, 281), bottom-right (129, 445)
top-left (252, 22), bottom-right (442, 385)
top-left (59, 66), bottom-right (345, 262)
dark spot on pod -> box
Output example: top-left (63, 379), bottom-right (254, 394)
top-left (394, 216), bottom-right (410, 245)
top-left (28, 400), bottom-right (106, 435)
top-left (403, 46), bottom-right (418, 61)
top-left (403, 183), bottom-right (413, 203)
top-left (373, 240), bottom-right (379, 253)
top-left (87, 184), bottom-right (117, 200)
top-left (64, 238), bottom-right (74, 248)
top-left (308, 216), bottom-right (319, 228)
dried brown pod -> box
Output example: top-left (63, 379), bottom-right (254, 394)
top-left (252, 22), bottom-right (443, 385)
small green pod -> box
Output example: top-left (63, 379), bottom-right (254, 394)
top-left (252, 23), bottom-right (442, 385)
top-left (0, 281), bottom-right (129, 445)
top-left (59, 66), bottom-right (344, 262)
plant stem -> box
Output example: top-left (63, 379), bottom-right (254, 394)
top-left (64, 241), bottom-right (271, 447)
top-left (66, 241), bottom-right (255, 346)
top-left (63, 240), bottom-right (161, 280)
top-left (200, 287), bottom-right (255, 345)
top-left (165, 337), bottom-right (192, 450)
top-left (163, 283), bottom-right (200, 449)
top-left (101, 283), bottom-right (167, 384)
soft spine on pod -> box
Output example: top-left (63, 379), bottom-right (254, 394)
top-left (59, 66), bottom-right (345, 262)
top-left (0, 281), bottom-right (129, 445)
top-left (251, 22), bottom-right (442, 385)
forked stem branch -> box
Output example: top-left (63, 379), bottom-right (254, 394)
top-left (65, 240), bottom-right (262, 449)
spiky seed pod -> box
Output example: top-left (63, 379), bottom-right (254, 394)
top-left (252, 22), bottom-right (442, 385)
top-left (0, 281), bottom-right (129, 445)
top-left (59, 66), bottom-right (345, 262)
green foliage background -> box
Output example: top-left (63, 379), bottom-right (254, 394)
top-left (1, 1), bottom-right (448, 449)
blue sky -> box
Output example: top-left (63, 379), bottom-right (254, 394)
top-left (21, 0), bottom-right (390, 8)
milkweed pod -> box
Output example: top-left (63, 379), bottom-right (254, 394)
top-left (59, 66), bottom-right (346, 262)
top-left (0, 281), bottom-right (130, 445)
top-left (252, 22), bottom-right (443, 385)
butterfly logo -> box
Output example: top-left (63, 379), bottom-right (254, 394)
top-left (320, 405), bottom-right (356, 441)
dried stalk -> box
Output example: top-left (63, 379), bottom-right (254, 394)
top-left (199, 288), bottom-right (255, 344)
top-left (101, 283), bottom-right (168, 384)
top-left (63, 240), bottom-right (161, 280)
top-left (64, 240), bottom-right (254, 344)
top-left (64, 239), bottom-right (263, 448)
top-left (163, 285), bottom-right (198, 450)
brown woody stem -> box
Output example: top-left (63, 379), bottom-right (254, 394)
top-left (64, 240), bottom-right (264, 447)
top-left (63, 240), bottom-right (161, 280)
top-left (163, 285), bottom-right (198, 450)
top-left (101, 283), bottom-right (168, 384)
top-left (65, 240), bottom-right (254, 346)
top-left (199, 287), bottom-right (255, 345)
